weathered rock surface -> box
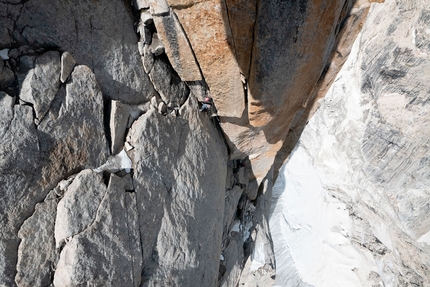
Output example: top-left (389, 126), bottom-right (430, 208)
top-left (15, 189), bottom-right (60, 287)
top-left (0, 102), bottom-right (39, 286)
top-left (126, 99), bottom-right (228, 286)
top-left (13, 0), bottom-right (155, 104)
top-left (271, 1), bottom-right (430, 286)
top-left (148, 57), bottom-right (190, 107)
top-left (147, 0), bottom-right (375, 183)
top-left (166, 0), bottom-right (245, 118)
top-left (54, 170), bottom-right (107, 248)
top-left (54, 173), bottom-right (142, 287)
top-left (0, 63), bottom-right (108, 286)
top-left (152, 11), bottom-right (202, 81)
top-left (4, 0), bottom-right (423, 286)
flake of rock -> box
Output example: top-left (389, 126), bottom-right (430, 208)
top-left (0, 64), bottom-right (15, 90)
top-left (138, 22), bottom-right (152, 45)
top-left (124, 142), bottom-right (134, 151)
top-left (15, 190), bottom-right (60, 287)
top-left (142, 44), bottom-right (154, 73)
top-left (60, 51), bottom-right (76, 83)
top-left (20, 51), bottom-right (61, 122)
top-left (0, 103), bottom-right (39, 285)
top-left (149, 0), bottom-right (170, 16)
top-left (149, 59), bottom-right (189, 106)
top-left (55, 170), bottom-right (107, 248)
top-left (157, 101), bottom-right (167, 114)
top-left (142, 26), bottom-right (152, 44)
top-left (93, 150), bottom-right (133, 174)
top-left (140, 10), bottom-right (153, 25)
top-left (17, 55), bottom-right (35, 87)
top-left (135, 0), bottom-right (150, 10)
top-left (245, 177), bottom-right (258, 200)
top-left (150, 34), bottom-right (165, 56)
top-left (126, 104), bottom-right (227, 286)
top-left (149, 95), bottom-right (157, 106)
top-left (138, 41), bottom-right (145, 56)
top-left (0, 92), bottom-right (15, 139)
top-left (58, 177), bottom-right (74, 191)
top-left (54, 174), bottom-right (142, 287)
top-left (153, 12), bottom-right (202, 81)
top-left (110, 100), bottom-right (131, 155)
top-left (37, 65), bottom-right (109, 187)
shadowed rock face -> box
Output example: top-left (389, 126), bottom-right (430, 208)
top-left (0, 0), bottom-right (394, 286)
top-left (158, 0), bottom-right (376, 181)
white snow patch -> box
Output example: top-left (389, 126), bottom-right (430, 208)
top-left (0, 49), bottom-right (9, 60)
top-left (270, 35), bottom-right (379, 287)
top-left (93, 150), bottom-right (132, 173)
top-left (270, 145), bottom-right (376, 287)
top-left (249, 241), bottom-right (266, 272)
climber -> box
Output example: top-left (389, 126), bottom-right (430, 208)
top-left (199, 97), bottom-right (212, 112)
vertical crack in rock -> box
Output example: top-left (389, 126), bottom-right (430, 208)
top-left (15, 183), bottom-right (67, 287)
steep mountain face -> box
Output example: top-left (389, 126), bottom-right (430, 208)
top-left (271, 0), bottom-right (430, 286)
top-left (0, 0), bottom-right (398, 286)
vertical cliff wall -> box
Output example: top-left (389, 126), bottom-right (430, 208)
top-left (0, 0), bottom-right (384, 286)
top-left (271, 0), bottom-right (430, 286)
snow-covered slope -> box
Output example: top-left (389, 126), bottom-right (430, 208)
top-left (270, 1), bottom-right (430, 286)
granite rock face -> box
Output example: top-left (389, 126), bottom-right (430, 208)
top-left (8, 0), bottom-right (156, 104)
top-left (271, 1), bottom-right (430, 286)
top-left (0, 0), bottom-right (413, 286)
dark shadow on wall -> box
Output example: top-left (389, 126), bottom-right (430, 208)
top-left (219, 0), bottom-right (370, 170)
